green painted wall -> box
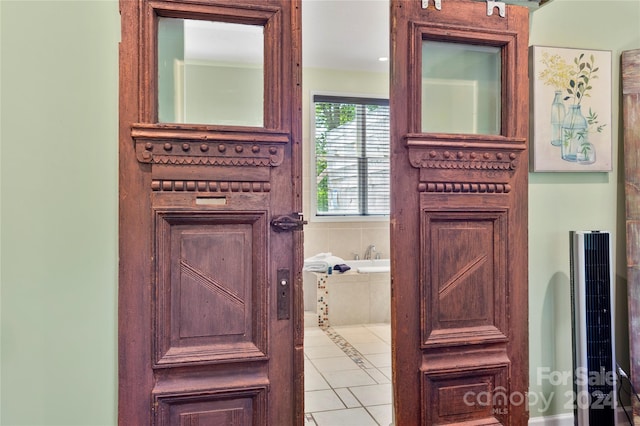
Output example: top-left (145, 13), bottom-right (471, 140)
top-left (0, 0), bottom-right (639, 424)
top-left (0, 1), bottom-right (119, 424)
top-left (528, 0), bottom-right (640, 417)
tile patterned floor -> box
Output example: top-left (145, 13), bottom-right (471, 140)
top-left (304, 317), bottom-right (393, 426)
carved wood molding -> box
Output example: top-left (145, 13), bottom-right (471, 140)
top-left (151, 180), bottom-right (271, 193)
top-left (418, 182), bottom-right (511, 193)
top-left (412, 150), bottom-right (517, 171)
top-left (406, 134), bottom-right (526, 191)
top-left (406, 133), bottom-right (526, 170)
top-left (132, 124), bottom-right (288, 166)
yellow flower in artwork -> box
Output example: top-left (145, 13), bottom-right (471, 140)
top-left (538, 52), bottom-right (574, 91)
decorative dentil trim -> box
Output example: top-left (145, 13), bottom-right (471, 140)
top-left (406, 134), bottom-right (526, 193)
top-left (151, 180), bottom-right (271, 193)
top-left (131, 124), bottom-right (288, 167)
top-left (137, 141), bottom-right (284, 167)
top-left (419, 182), bottom-right (511, 193)
top-left (408, 146), bottom-right (521, 171)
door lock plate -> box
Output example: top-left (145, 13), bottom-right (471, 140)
top-left (277, 269), bottom-right (290, 320)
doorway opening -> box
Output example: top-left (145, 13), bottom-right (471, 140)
top-left (300, 1), bottom-right (392, 424)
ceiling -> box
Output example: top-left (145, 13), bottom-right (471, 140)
top-left (181, 0), bottom-right (544, 73)
top-left (180, 0), bottom-right (390, 73)
top-left (299, 0), bottom-right (545, 72)
top-left (301, 0), bottom-right (390, 73)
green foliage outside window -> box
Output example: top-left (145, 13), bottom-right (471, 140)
top-left (314, 103), bottom-right (356, 212)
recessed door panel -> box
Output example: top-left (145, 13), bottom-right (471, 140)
top-left (421, 209), bottom-right (508, 348)
top-left (154, 386), bottom-right (267, 426)
top-left (433, 219), bottom-right (495, 324)
top-left (421, 362), bottom-right (510, 424)
top-left (155, 212), bottom-right (267, 367)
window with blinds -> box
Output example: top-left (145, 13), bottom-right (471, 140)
top-left (313, 95), bottom-right (390, 217)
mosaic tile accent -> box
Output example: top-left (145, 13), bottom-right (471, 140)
top-left (323, 327), bottom-right (369, 370)
top-left (316, 274), bottom-right (330, 328)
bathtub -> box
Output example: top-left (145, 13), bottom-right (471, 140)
top-left (344, 258), bottom-right (390, 273)
top-left (303, 259), bottom-right (391, 328)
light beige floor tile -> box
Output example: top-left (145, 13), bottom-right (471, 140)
top-left (304, 389), bottom-right (345, 413)
top-left (365, 324), bottom-right (392, 343)
top-left (351, 340), bottom-right (390, 355)
top-left (304, 344), bottom-right (346, 359)
top-left (303, 322), bottom-right (394, 422)
top-left (305, 365), bottom-right (330, 391)
top-left (311, 355), bottom-right (359, 373)
top-left (304, 333), bottom-right (335, 347)
top-left (323, 369), bottom-right (376, 388)
top-left (304, 414), bottom-right (317, 426)
top-left (334, 387), bottom-right (361, 408)
top-left (364, 352), bottom-right (392, 368)
top-left (312, 407), bottom-right (378, 426)
top-left (304, 327), bottom-right (328, 337)
top-left (331, 326), bottom-right (380, 343)
top-left (364, 367), bottom-right (390, 384)
top-left (366, 404), bottom-right (393, 426)
top-left (379, 366), bottom-right (392, 381)
top-left (349, 383), bottom-right (392, 406)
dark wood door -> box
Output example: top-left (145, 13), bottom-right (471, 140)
top-left (118, 1), bottom-right (303, 424)
top-left (390, 1), bottom-right (529, 424)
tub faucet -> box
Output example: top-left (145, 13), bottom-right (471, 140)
top-left (363, 244), bottom-right (376, 260)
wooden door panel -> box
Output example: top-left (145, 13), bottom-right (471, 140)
top-left (422, 361), bottom-right (509, 424)
top-left (391, 1), bottom-right (529, 424)
top-left (422, 208), bottom-right (508, 348)
top-left (119, 1), bottom-right (302, 424)
top-left (154, 386), bottom-right (267, 426)
top-left (155, 211), bottom-right (268, 367)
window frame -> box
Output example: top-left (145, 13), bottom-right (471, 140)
top-left (310, 92), bottom-right (390, 222)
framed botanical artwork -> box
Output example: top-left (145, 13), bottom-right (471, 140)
top-left (531, 46), bottom-right (612, 172)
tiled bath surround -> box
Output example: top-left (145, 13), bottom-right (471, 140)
top-left (304, 270), bottom-right (391, 327)
top-left (302, 220), bottom-right (390, 262)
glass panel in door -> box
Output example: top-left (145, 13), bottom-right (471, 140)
top-left (157, 17), bottom-right (264, 127)
top-left (421, 40), bottom-right (501, 135)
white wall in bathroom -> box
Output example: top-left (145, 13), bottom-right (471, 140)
top-left (302, 67), bottom-right (390, 261)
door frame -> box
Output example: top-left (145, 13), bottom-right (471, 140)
top-left (622, 48), bottom-right (640, 423)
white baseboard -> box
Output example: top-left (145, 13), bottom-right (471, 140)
top-left (529, 409), bottom-right (631, 425)
top-left (528, 413), bottom-right (573, 426)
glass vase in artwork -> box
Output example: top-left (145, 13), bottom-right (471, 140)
top-left (550, 90), bottom-right (565, 147)
top-left (561, 104), bottom-right (587, 162)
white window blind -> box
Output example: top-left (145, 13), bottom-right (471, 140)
top-left (313, 95), bottom-right (390, 216)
